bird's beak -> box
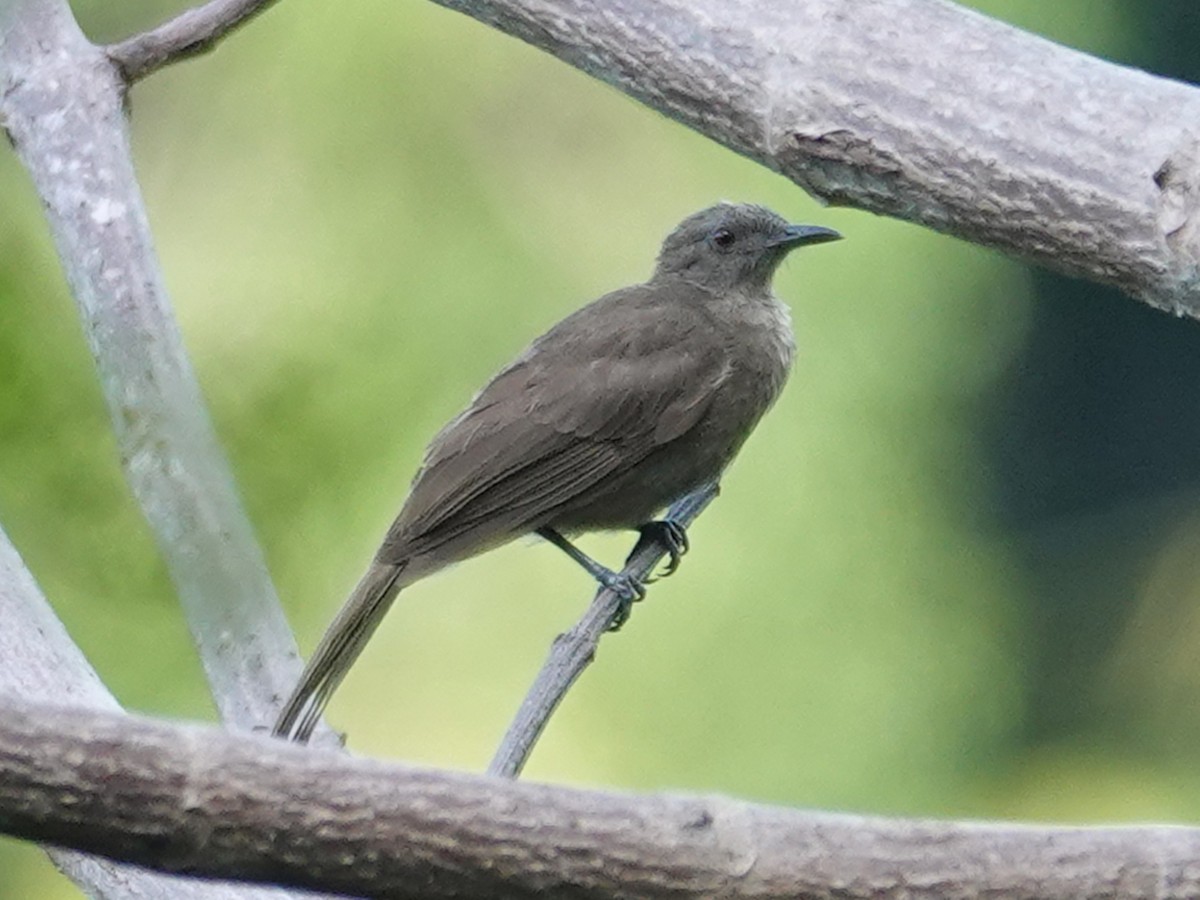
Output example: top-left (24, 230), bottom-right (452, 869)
top-left (769, 224), bottom-right (842, 248)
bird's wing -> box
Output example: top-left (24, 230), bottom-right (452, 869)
top-left (380, 284), bottom-right (730, 560)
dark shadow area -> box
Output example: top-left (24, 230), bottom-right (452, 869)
top-left (985, 1), bottom-right (1200, 748)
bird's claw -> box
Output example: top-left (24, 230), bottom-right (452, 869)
top-left (631, 519), bottom-right (690, 582)
top-left (610, 596), bottom-right (633, 631)
top-left (596, 569), bottom-right (645, 631)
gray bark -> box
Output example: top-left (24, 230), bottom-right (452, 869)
top-left (0, 528), bottom-right (306, 899)
top-left (107, 0), bottom-right (282, 82)
top-left (4, 0), bottom-right (1200, 896)
top-left (0, 0), bottom-right (302, 734)
top-left (489, 484), bottom-right (718, 778)
top-left (3, 699), bottom-right (1200, 900)
top-left (1, 1), bottom-right (333, 894)
top-left (427, 0), bottom-right (1200, 316)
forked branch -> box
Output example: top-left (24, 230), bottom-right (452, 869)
top-left (106, 0), bottom-right (283, 82)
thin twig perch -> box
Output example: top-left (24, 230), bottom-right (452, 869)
top-left (489, 483), bottom-right (719, 778)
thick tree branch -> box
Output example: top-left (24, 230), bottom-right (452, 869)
top-left (427, 0), bottom-right (1200, 316)
top-left (105, 0), bottom-right (283, 83)
top-left (0, 0), bottom-right (307, 731)
top-left (6, 0), bottom-right (1200, 894)
top-left (490, 484), bottom-right (719, 778)
top-left (0, 527), bottom-right (315, 899)
top-left (76, 0), bottom-right (1200, 314)
top-left (2, 699), bottom-right (1199, 900)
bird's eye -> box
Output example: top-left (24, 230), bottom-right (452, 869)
top-left (711, 228), bottom-right (735, 250)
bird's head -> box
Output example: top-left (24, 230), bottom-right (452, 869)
top-left (654, 202), bottom-right (841, 292)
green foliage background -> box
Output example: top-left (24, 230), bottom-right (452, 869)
top-left (3, 1), bottom-right (1200, 895)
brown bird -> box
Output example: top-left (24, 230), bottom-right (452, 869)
top-left (273, 202), bottom-right (841, 742)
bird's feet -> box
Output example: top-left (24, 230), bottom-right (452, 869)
top-left (596, 568), bottom-right (646, 631)
top-left (627, 518), bottom-right (690, 581)
top-left (536, 526), bottom-right (647, 630)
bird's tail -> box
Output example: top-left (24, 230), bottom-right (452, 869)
top-left (273, 560), bottom-right (408, 743)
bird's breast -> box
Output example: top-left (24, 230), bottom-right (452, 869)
top-left (715, 292), bottom-right (795, 401)
top-left (667, 292), bottom-right (796, 478)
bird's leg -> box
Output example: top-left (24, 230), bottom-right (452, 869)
top-left (537, 527), bottom-right (646, 628)
top-left (622, 483), bottom-right (718, 580)
top-left (627, 518), bottom-right (690, 581)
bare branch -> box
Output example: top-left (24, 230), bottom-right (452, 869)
top-left (105, 0), bottom-right (282, 83)
top-left (0, 527), bottom-right (315, 899)
top-left (489, 484), bottom-right (719, 778)
top-left (428, 0), bottom-right (1200, 316)
top-left (1, 699), bottom-right (1199, 899)
top-left (0, 0), bottom-right (304, 732)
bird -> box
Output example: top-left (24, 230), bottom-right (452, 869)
top-left (273, 202), bottom-right (841, 743)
